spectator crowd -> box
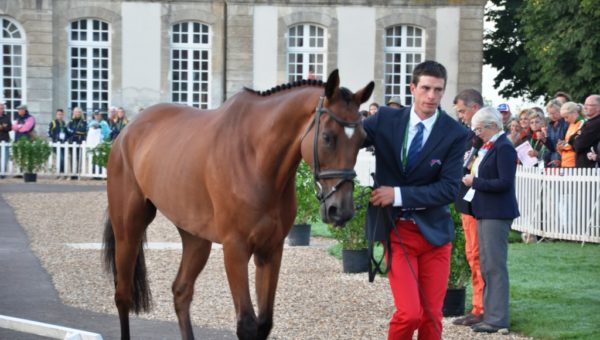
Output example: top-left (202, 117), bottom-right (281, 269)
top-left (494, 92), bottom-right (600, 169)
top-left (0, 104), bottom-right (130, 178)
top-left (0, 104), bottom-right (130, 146)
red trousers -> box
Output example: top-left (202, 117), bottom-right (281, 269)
top-left (386, 220), bottom-right (451, 340)
top-left (461, 214), bottom-right (485, 316)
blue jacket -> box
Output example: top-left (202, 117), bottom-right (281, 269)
top-left (67, 118), bottom-right (87, 144)
top-left (471, 133), bottom-right (520, 220)
top-left (363, 106), bottom-right (468, 246)
top-left (544, 118), bottom-right (568, 163)
top-left (48, 119), bottom-right (68, 142)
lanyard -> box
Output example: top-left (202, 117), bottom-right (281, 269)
top-left (530, 137), bottom-right (540, 150)
top-left (402, 108), bottom-right (440, 168)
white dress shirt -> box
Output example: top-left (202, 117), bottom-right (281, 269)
top-left (393, 107), bottom-right (439, 207)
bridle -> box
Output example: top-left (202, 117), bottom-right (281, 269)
top-left (301, 95), bottom-right (363, 204)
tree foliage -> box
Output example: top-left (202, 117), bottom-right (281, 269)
top-left (484, 0), bottom-right (600, 102)
top-left (484, 0), bottom-right (537, 99)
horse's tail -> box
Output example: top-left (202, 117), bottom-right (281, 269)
top-left (102, 210), bottom-right (152, 314)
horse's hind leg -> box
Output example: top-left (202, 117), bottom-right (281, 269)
top-left (172, 228), bottom-right (212, 340)
top-left (109, 186), bottom-right (156, 339)
top-left (254, 242), bottom-right (284, 340)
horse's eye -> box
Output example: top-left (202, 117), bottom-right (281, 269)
top-left (322, 132), bottom-right (335, 147)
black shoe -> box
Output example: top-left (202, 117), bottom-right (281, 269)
top-left (452, 313), bottom-right (483, 326)
top-left (471, 322), bottom-right (502, 333)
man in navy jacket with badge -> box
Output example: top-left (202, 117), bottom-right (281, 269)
top-left (363, 60), bottom-right (468, 340)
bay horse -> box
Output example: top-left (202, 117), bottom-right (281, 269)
top-left (102, 70), bottom-right (374, 339)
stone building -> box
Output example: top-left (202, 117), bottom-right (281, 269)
top-left (0, 0), bottom-right (486, 132)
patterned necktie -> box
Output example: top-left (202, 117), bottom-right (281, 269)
top-left (406, 122), bottom-right (424, 171)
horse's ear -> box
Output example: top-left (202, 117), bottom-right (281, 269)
top-left (325, 69), bottom-right (340, 99)
top-left (354, 81), bottom-right (375, 104)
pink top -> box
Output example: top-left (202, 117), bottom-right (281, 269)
top-left (12, 116), bottom-right (35, 132)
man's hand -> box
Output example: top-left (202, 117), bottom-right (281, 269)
top-left (370, 186), bottom-right (395, 207)
top-left (462, 174), bottom-right (474, 187)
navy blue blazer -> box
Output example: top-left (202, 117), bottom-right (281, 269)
top-left (363, 106), bottom-right (468, 246)
top-left (470, 133), bottom-right (520, 220)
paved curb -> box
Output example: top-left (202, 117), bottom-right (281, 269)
top-left (0, 182), bottom-right (235, 340)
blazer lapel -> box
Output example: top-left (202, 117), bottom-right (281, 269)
top-left (406, 113), bottom-right (448, 175)
top-left (479, 133), bottom-right (506, 168)
top-left (394, 112), bottom-right (410, 172)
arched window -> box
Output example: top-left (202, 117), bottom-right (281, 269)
top-left (1, 17), bottom-right (26, 121)
top-left (383, 25), bottom-right (425, 106)
top-left (68, 18), bottom-right (111, 113)
top-left (170, 22), bottom-right (211, 109)
top-left (287, 23), bottom-right (326, 82)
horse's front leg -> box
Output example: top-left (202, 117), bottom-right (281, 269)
top-left (172, 229), bottom-right (212, 340)
top-left (223, 240), bottom-right (257, 340)
top-left (254, 241), bottom-right (284, 340)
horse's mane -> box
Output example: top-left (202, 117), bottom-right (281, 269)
top-left (244, 79), bottom-right (325, 97)
top-left (244, 79), bottom-right (354, 104)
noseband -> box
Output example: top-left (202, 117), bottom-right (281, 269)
top-left (302, 95), bottom-right (362, 203)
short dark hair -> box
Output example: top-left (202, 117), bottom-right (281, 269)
top-left (56, 109), bottom-right (64, 113)
top-left (554, 91), bottom-right (571, 102)
top-left (453, 89), bottom-right (483, 107)
top-left (411, 60), bottom-right (447, 88)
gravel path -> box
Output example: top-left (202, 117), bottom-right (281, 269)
top-left (3, 189), bottom-right (532, 339)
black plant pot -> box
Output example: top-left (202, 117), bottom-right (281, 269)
top-left (288, 224), bottom-right (311, 246)
top-left (342, 248), bottom-right (369, 273)
top-left (442, 287), bottom-right (466, 317)
top-left (23, 173), bottom-right (37, 183)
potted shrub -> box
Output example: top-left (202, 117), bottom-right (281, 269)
top-left (443, 204), bottom-right (471, 316)
top-left (328, 183), bottom-right (370, 273)
top-left (90, 141), bottom-right (111, 168)
top-left (288, 160), bottom-right (319, 246)
top-left (11, 137), bottom-right (52, 182)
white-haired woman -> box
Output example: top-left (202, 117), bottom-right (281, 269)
top-left (557, 102), bottom-right (584, 168)
top-left (461, 107), bottom-right (520, 334)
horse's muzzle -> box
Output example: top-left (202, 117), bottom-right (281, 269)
top-left (320, 201), bottom-right (354, 227)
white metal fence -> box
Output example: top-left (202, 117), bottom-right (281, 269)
top-left (0, 141), bottom-right (107, 179)
top-left (514, 165), bottom-right (600, 243)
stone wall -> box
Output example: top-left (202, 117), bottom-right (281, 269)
top-left (0, 0), bottom-right (486, 130)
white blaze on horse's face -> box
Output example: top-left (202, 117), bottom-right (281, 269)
top-left (344, 126), bottom-right (355, 139)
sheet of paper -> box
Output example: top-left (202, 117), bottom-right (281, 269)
top-left (515, 141), bottom-right (539, 167)
top-left (463, 188), bottom-right (475, 202)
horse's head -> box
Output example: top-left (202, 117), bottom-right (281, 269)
top-left (301, 70), bottom-right (374, 226)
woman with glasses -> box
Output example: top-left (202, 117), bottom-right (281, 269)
top-left (462, 106), bottom-right (519, 334)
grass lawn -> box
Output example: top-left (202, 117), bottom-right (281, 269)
top-left (507, 241), bottom-right (600, 340)
top-left (463, 241), bottom-right (600, 339)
